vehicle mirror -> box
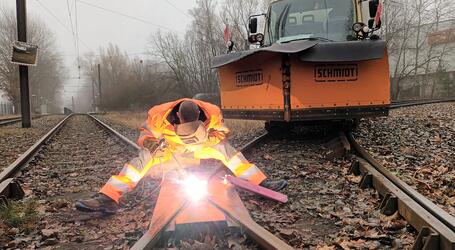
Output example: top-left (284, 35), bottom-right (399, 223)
top-left (249, 18), bottom-right (258, 34)
top-left (369, 0), bottom-right (379, 18)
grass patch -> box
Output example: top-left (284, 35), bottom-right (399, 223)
top-left (0, 200), bottom-right (38, 232)
top-left (225, 119), bottom-right (265, 137)
top-left (103, 112), bottom-right (147, 130)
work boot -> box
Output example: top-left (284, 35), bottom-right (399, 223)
top-left (75, 193), bottom-right (119, 214)
top-left (260, 179), bottom-right (288, 192)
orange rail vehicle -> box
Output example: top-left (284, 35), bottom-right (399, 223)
top-left (212, 0), bottom-right (390, 130)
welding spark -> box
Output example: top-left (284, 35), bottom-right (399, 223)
top-left (182, 175), bottom-right (208, 202)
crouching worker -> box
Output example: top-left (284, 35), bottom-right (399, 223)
top-left (75, 99), bottom-right (287, 213)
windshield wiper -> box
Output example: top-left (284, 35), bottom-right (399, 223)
top-left (279, 36), bottom-right (334, 43)
top-left (306, 37), bottom-right (334, 42)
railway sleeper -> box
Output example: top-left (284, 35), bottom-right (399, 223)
top-left (324, 133), bottom-right (351, 160)
top-left (350, 158), bottom-right (455, 250)
top-left (379, 193), bottom-right (398, 216)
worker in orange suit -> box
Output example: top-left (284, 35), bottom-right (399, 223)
top-left (76, 99), bottom-right (287, 213)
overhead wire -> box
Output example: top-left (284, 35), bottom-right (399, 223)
top-left (76, 0), bottom-right (175, 31)
top-left (34, 0), bottom-right (92, 51)
top-left (74, 0), bottom-right (81, 78)
top-left (164, 0), bottom-right (191, 18)
top-left (65, 0), bottom-right (76, 52)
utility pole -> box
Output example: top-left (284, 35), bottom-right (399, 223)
top-left (97, 64), bottom-right (102, 110)
top-left (92, 80), bottom-right (96, 112)
top-left (71, 96), bottom-right (75, 112)
top-left (16, 0), bottom-right (31, 128)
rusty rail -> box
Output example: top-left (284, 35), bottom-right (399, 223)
top-left (347, 133), bottom-right (455, 249)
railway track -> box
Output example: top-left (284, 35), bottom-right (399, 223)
top-left (390, 98), bottom-right (455, 109)
top-left (0, 114), bottom-right (291, 249)
top-left (1, 100), bottom-right (454, 249)
top-left (0, 116), bottom-right (22, 126)
top-left (346, 133), bottom-right (455, 249)
top-left (0, 115), bottom-right (46, 127)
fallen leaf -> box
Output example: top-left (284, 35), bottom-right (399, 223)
top-left (263, 154), bottom-right (273, 160)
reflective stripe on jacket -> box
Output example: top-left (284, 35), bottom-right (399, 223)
top-left (100, 141), bottom-right (267, 203)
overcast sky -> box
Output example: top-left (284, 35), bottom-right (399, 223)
top-left (2, 0), bottom-right (197, 109)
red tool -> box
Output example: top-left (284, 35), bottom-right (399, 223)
top-left (226, 175), bottom-right (288, 203)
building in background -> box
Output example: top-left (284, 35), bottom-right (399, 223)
top-left (0, 90), bottom-right (14, 115)
top-left (388, 18), bottom-right (455, 99)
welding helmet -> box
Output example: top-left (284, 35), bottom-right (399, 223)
top-left (175, 120), bottom-right (208, 145)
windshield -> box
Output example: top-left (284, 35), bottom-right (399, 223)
top-left (264, 0), bottom-right (355, 45)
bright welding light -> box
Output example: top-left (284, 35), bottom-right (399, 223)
top-left (182, 175), bottom-right (208, 202)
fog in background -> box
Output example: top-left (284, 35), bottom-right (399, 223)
top-left (1, 0), bottom-right (196, 112)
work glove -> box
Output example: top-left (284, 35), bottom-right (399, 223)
top-left (151, 139), bottom-right (168, 159)
top-left (142, 138), bottom-right (159, 152)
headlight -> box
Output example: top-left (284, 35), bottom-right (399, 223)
top-left (352, 22), bottom-right (365, 33)
top-left (256, 33), bottom-right (264, 43)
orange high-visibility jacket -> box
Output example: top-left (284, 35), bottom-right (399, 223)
top-left (137, 98), bottom-right (229, 150)
top-left (100, 98), bottom-right (267, 202)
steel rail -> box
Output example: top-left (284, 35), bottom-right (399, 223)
top-left (0, 114), bottom-right (142, 203)
top-left (208, 197), bottom-right (293, 250)
top-left (238, 132), bottom-right (270, 152)
top-left (0, 118), bottom-right (22, 126)
top-left (130, 131), bottom-right (292, 250)
top-left (390, 99), bottom-right (455, 109)
top-left (87, 114), bottom-right (140, 152)
top-left (0, 116), bottom-right (20, 122)
top-left (347, 133), bottom-right (455, 249)
top-left (0, 114), bottom-right (73, 202)
top-left (0, 114), bottom-right (73, 182)
top-left (0, 115), bottom-right (48, 127)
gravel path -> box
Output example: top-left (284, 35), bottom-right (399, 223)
top-left (1, 115), bottom-right (157, 249)
top-left (355, 103), bottom-right (455, 216)
top-left (242, 134), bottom-right (416, 249)
top-left (0, 115), bottom-right (65, 171)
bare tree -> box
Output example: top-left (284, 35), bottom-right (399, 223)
top-left (0, 5), bottom-right (65, 112)
top-left (220, 0), bottom-right (261, 50)
top-left (80, 44), bottom-right (175, 111)
top-left (152, 0), bottom-right (224, 96)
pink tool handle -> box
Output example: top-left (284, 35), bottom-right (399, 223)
top-left (226, 175), bottom-right (288, 203)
